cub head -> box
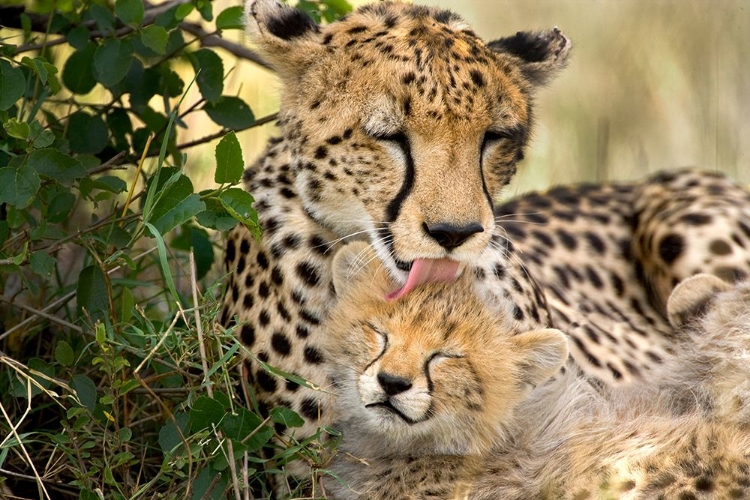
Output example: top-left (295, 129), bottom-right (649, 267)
top-left (246, 0), bottom-right (571, 285)
top-left (325, 241), bottom-right (569, 455)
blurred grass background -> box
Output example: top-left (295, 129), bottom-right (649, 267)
top-left (193, 0), bottom-right (749, 199)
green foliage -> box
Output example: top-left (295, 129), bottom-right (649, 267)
top-left (0, 0), bottom-right (351, 498)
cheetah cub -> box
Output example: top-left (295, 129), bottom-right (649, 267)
top-left (323, 241), bottom-right (568, 499)
top-left (323, 243), bottom-right (750, 499)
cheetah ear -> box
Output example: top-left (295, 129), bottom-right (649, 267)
top-left (245, 0), bottom-right (325, 78)
top-left (331, 241), bottom-right (392, 299)
top-left (667, 274), bottom-right (732, 328)
top-left (488, 28), bottom-right (571, 86)
top-left (510, 328), bottom-right (569, 388)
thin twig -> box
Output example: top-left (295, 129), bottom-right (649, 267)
top-left (0, 299), bottom-right (83, 333)
top-left (175, 113), bottom-right (279, 151)
top-left (189, 252), bottom-right (212, 397)
top-left (179, 22), bottom-right (272, 70)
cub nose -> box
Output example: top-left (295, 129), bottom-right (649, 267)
top-left (377, 372), bottom-right (413, 396)
top-left (424, 222), bottom-right (484, 250)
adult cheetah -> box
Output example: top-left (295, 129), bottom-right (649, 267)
top-left (222, 0), bottom-right (570, 448)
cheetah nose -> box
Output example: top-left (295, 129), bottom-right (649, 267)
top-left (377, 372), bottom-right (413, 396)
top-left (424, 222), bottom-right (484, 250)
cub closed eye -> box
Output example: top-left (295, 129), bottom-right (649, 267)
top-left (367, 130), bottom-right (409, 146)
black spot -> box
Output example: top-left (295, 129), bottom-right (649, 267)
top-left (286, 379), bottom-right (300, 392)
top-left (240, 324), bottom-right (255, 346)
top-left (680, 213), bottom-right (712, 226)
top-left (532, 230), bottom-right (555, 248)
top-left (277, 302), bottom-right (291, 321)
top-left (584, 232), bottom-right (606, 255)
top-left (433, 9), bottom-right (455, 24)
top-left (607, 363), bottom-right (623, 380)
top-left (280, 187), bottom-right (296, 199)
top-left (300, 309), bottom-right (321, 325)
top-left (240, 239), bottom-right (250, 254)
top-left (282, 235), bottom-right (300, 249)
top-left (265, 7), bottom-right (319, 41)
top-left (304, 346), bottom-right (325, 364)
top-left (326, 135), bottom-right (342, 145)
top-left (709, 239), bottom-right (732, 256)
top-left (610, 272), bottom-right (625, 296)
top-left (525, 213), bottom-right (548, 224)
top-left (469, 69), bottom-right (485, 88)
top-left (236, 256), bottom-right (246, 275)
top-left (556, 229), bottom-right (577, 250)
top-left (583, 325), bottom-right (599, 344)
top-left (493, 264), bottom-right (506, 279)
top-left (226, 239), bottom-right (236, 264)
top-left (658, 233), bottom-right (685, 264)
top-left (504, 224), bottom-right (526, 240)
top-left (296, 262), bottom-right (321, 287)
top-left (243, 293), bottom-right (254, 310)
top-left (314, 146), bottom-right (327, 159)
top-left (343, 128), bottom-right (353, 139)
top-left (258, 310), bottom-right (270, 327)
top-left (299, 397), bottom-right (321, 420)
top-left (585, 266), bottom-right (604, 289)
top-left (513, 306), bottom-right (525, 321)
top-left (347, 25), bottom-right (367, 34)
top-left (271, 332), bottom-right (292, 356)
top-left (257, 251), bottom-right (269, 269)
top-left (271, 267), bottom-right (284, 285)
top-left (244, 273), bottom-right (255, 288)
top-left (256, 370), bottom-right (277, 393)
top-left (296, 325), bottom-right (309, 338)
top-left (401, 72), bottom-right (416, 85)
top-left (258, 281), bottom-right (270, 298)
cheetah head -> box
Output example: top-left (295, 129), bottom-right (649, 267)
top-left (246, 0), bottom-right (571, 294)
top-left (324, 242), bottom-right (569, 455)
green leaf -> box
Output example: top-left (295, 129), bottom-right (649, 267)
top-left (28, 148), bottom-right (87, 185)
top-left (4, 118), bottom-right (30, 139)
top-left (67, 111), bottom-right (108, 155)
top-left (29, 250), bottom-right (55, 277)
top-left (76, 265), bottom-right (110, 324)
top-left (62, 41), bottom-right (97, 94)
top-left (94, 38), bottom-right (134, 87)
top-left (158, 412), bottom-right (189, 453)
top-left (140, 25), bottom-right (168, 54)
top-left (31, 124), bottom-right (55, 148)
top-left (149, 174), bottom-right (206, 234)
top-left (270, 407), bottom-right (305, 428)
top-left (119, 287), bottom-right (134, 324)
top-left (0, 59), bottom-right (25, 111)
top-left (90, 4), bottom-right (115, 34)
top-left (48, 192), bottom-right (76, 223)
top-left (216, 6), bottom-right (244, 30)
top-left (175, 3), bottom-right (194, 20)
top-left (0, 163), bottom-right (40, 208)
top-left (214, 131), bottom-right (244, 184)
top-left (55, 341), bottom-right (75, 367)
top-left (115, 0), bottom-right (144, 26)
top-left (222, 407), bottom-right (262, 441)
top-left (107, 108), bottom-right (132, 145)
top-left (71, 374), bottom-right (98, 412)
top-left (67, 26), bottom-right (90, 50)
top-left (218, 188), bottom-right (261, 240)
top-left (188, 396), bottom-right (224, 431)
top-left (195, 197), bottom-right (237, 231)
top-left (204, 96), bottom-right (255, 130)
top-left (119, 428), bottom-right (133, 443)
top-left (191, 49), bottom-right (223, 103)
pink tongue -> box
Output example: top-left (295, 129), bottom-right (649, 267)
top-left (386, 259), bottom-right (461, 300)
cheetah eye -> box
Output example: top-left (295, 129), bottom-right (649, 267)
top-left (426, 352), bottom-right (464, 366)
top-left (481, 129), bottom-right (515, 152)
top-left (366, 129), bottom-right (409, 147)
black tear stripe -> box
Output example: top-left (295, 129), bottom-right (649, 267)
top-left (266, 8), bottom-right (319, 40)
top-left (384, 133), bottom-right (415, 223)
top-left (478, 150), bottom-right (496, 211)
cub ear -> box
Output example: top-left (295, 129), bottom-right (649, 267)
top-left (488, 28), bottom-right (571, 86)
top-left (331, 242), bottom-right (392, 299)
top-left (245, 0), bottom-right (324, 78)
top-left (510, 328), bottom-right (569, 388)
top-left (667, 274), bottom-right (732, 328)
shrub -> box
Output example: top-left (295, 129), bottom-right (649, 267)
top-left (0, 0), bottom-right (350, 498)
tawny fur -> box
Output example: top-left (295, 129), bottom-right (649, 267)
top-left (324, 248), bottom-right (750, 499)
